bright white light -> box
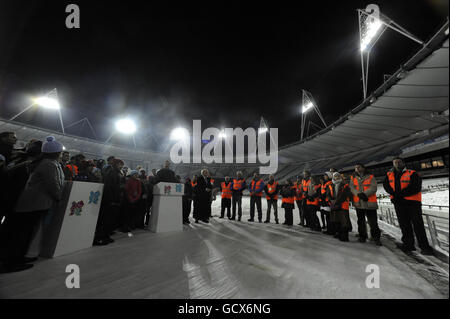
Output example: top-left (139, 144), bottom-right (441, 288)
top-left (115, 118), bottom-right (137, 135)
top-left (170, 127), bottom-right (189, 141)
top-left (34, 96), bottom-right (60, 110)
top-left (361, 18), bottom-right (382, 51)
top-left (302, 102), bottom-right (314, 114)
top-left (219, 131), bottom-right (227, 139)
top-left (258, 127), bottom-right (268, 134)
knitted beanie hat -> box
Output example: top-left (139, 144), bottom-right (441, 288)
top-left (41, 136), bottom-right (63, 153)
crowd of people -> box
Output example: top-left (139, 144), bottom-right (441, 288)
top-left (0, 131), bottom-right (435, 274)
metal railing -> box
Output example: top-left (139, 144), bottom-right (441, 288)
top-left (376, 204), bottom-right (449, 254)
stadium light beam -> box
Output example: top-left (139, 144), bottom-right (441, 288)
top-left (9, 88), bottom-right (65, 134)
top-left (34, 96), bottom-right (60, 110)
top-left (170, 127), bottom-right (189, 141)
top-left (302, 102), bottom-right (314, 114)
top-left (115, 118), bottom-right (137, 135)
top-left (219, 130), bottom-right (227, 139)
top-left (360, 18), bottom-right (382, 51)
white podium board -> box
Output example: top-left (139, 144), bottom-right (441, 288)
top-left (40, 181), bottom-right (104, 257)
top-left (149, 182), bottom-right (184, 233)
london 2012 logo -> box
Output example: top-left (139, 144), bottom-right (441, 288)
top-left (89, 191), bottom-right (101, 204)
top-left (164, 185), bottom-right (172, 195)
top-left (70, 201), bottom-right (84, 216)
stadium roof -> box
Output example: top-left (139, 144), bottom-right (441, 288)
top-left (277, 21), bottom-right (449, 172)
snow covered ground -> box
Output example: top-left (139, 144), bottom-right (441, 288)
top-left (0, 197), bottom-right (447, 299)
top-left (377, 177), bottom-right (449, 208)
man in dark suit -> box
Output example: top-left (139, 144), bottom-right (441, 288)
top-left (194, 169), bottom-right (213, 224)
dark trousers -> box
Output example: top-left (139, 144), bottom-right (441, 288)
top-left (322, 209), bottom-right (332, 232)
top-left (284, 207), bottom-right (293, 225)
top-left (232, 193), bottom-right (243, 219)
top-left (144, 195), bottom-right (153, 226)
top-left (306, 205), bottom-right (321, 230)
top-left (394, 203), bottom-right (431, 250)
top-left (121, 201), bottom-right (139, 231)
top-left (356, 209), bottom-right (381, 241)
top-left (0, 210), bottom-right (46, 266)
top-left (266, 199), bottom-right (278, 221)
top-left (319, 209), bottom-right (327, 228)
top-left (134, 199), bottom-right (147, 229)
top-left (95, 203), bottom-right (119, 240)
top-left (300, 199), bottom-right (308, 226)
top-left (193, 198), bottom-right (200, 221)
top-left (250, 195), bottom-right (263, 220)
top-left (220, 198), bottom-right (231, 218)
top-left (182, 197), bottom-right (192, 223)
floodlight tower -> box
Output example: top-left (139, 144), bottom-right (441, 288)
top-left (300, 90), bottom-right (326, 142)
top-left (10, 88), bottom-right (65, 134)
top-left (106, 118), bottom-right (138, 148)
top-left (358, 4), bottom-right (424, 99)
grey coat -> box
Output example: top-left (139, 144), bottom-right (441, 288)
top-left (349, 173), bottom-right (378, 210)
top-left (14, 158), bottom-right (65, 212)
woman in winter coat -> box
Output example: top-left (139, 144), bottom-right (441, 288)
top-left (327, 172), bottom-right (353, 242)
top-left (0, 136), bottom-right (64, 273)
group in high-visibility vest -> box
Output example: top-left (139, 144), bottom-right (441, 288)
top-left (201, 158), bottom-right (435, 256)
top-left (383, 157), bottom-right (433, 255)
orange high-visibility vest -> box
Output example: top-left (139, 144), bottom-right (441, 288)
top-left (221, 182), bottom-right (232, 199)
top-left (191, 181), bottom-right (197, 187)
top-left (321, 181), bottom-right (333, 202)
top-left (250, 179), bottom-right (264, 197)
top-left (300, 179), bottom-right (310, 201)
top-left (282, 186), bottom-right (296, 204)
top-left (210, 178), bottom-right (215, 186)
top-left (233, 178), bottom-right (245, 191)
top-left (329, 184), bottom-right (350, 210)
top-left (351, 175), bottom-right (377, 203)
top-left (306, 184), bottom-right (321, 206)
top-left (266, 181), bottom-right (279, 200)
top-left (66, 164), bottom-right (78, 177)
top-left (387, 170), bottom-right (422, 202)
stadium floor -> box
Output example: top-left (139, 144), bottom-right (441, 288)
top-left (0, 198), bottom-right (447, 299)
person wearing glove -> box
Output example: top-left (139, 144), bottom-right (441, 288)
top-left (383, 157), bottom-right (434, 255)
top-left (350, 163), bottom-right (382, 246)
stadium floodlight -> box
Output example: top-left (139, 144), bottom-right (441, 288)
top-left (258, 127), bottom-right (268, 134)
top-left (358, 4), bottom-right (423, 99)
top-left (34, 96), bottom-right (60, 110)
top-left (360, 18), bottom-right (382, 51)
top-left (170, 127), bottom-right (189, 141)
top-left (300, 90), bottom-right (326, 142)
top-left (302, 102), bottom-right (314, 114)
top-left (219, 130), bottom-right (227, 139)
top-left (115, 118), bottom-right (137, 135)
top-left (9, 88), bottom-right (65, 134)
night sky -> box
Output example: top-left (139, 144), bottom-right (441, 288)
top-left (0, 0), bottom-right (448, 151)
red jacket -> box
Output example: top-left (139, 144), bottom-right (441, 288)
top-left (125, 178), bottom-right (142, 203)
